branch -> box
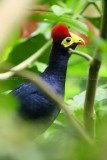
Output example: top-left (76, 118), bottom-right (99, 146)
top-left (73, 1), bottom-right (101, 19)
top-left (93, 2), bottom-right (101, 15)
top-left (27, 8), bottom-right (52, 12)
top-left (69, 48), bottom-right (92, 62)
top-left (0, 40), bottom-right (51, 80)
top-left (0, 63), bottom-right (93, 144)
top-left (83, 57), bottom-right (101, 138)
top-left (100, 0), bottom-right (107, 39)
top-left (83, 0), bottom-right (106, 138)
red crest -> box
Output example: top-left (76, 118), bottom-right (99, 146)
top-left (51, 24), bottom-right (71, 44)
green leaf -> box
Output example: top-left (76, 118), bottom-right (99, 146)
top-left (89, 33), bottom-right (107, 53)
top-left (65, 18), bottom-right (88, 35)
top-left (6, 34), bottom-right (50, 65)
top-left (51, 5), bottom-right (72, 16)
top-left (0, 93), bottom-right (18, 115)
top-left (73, 87), bottom-right (107, 108)
top-left (85, 16), bottom-right (101, 29)
top-left (66, 0), bottom-right (81, 12)
top-left (30, 13), bottom-right (88, 35)
top-left (32, 61), bottom-right (47, 72)
top-left (2, 34), bottom-right (51, 90)
top-left (2, 27), bottom-right (20, 61)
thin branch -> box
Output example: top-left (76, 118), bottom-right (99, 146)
top-left (0, 40), bottom-right (51, 80)
top-left (69, 48), bottom-right (93, 62)
top-left (72, 1), bottom-right (92, 19)
top-left (73, 1), bottom-right (101, 19)
top-left (79, 1), bottom-right (91, 15)
top-left (26, 8), bottom-right (52, 12)
top-left (93, 2), bottom-right (102, 15)
top-left (0, 63), bottom-right (93, 144)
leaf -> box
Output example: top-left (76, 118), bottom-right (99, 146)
top-left (66, 0), bottom-right (81, 12)
top-left (6, 34), bottom-right (50, 65)
top-left (2, 27), bottom-right (20, 61)
top-left (32, 61), bottom-right (47, 72)
top-left (30, 13), bottom-right (88, 35)
top-left (89, 33), bottom-right (107, 54)
top-left (85, 16), bottom-right (101, 29)
top-left (65, 18), bottom-right (88, 35)
top-left (3, 34), bottom-right (51, 90)
top-left (51, 5), bottom-right (72, 16)
top-left (73, 87), bottom-right (107, 108)
top-left (0, 93), bottom-right (17, 114)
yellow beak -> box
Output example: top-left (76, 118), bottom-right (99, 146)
top-left (69, 32), bottom-right (85, 45)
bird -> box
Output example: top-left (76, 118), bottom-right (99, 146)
top-left (12, 24), bottom-right (85, 129)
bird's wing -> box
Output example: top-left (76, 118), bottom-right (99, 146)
top-left (12, 81), bottom-right (39, 97)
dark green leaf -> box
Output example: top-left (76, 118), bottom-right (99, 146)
top-left (85, 16), bottom-right (101, 29)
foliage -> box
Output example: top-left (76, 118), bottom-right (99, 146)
top-left (0, 0), bottom-right (107, 160)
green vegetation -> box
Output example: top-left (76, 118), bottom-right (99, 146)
top-left (0, 0), bottom-right (107, 159)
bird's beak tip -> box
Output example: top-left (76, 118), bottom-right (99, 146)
top-left (69, 32), bottom-right (85, 46)
top-left (77, 39), bottom-right (85, 45)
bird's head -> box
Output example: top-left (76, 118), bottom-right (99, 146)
top-left (51, 24), bottom-right (85, 50)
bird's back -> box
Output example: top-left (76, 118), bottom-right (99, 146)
top-left (12, 71), bottom-right (63, 125)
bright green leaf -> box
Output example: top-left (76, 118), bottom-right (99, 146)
top-left (51, 5), bottom-right (72, 16)
top-left (32, 61), bottom-right (47, 72)
top-left (73, 87), bottom-right (107, 108)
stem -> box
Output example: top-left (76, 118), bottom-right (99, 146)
top-left (93, 3), bottom-right (101, 15)
top-left (84, 57), bottom-right (101, 138)
top-left (100, 0), bottom-right (107, 39)
top-left (83, 0), bottom-right (107, 138)
top-left (0, 40), bottom-right (51, 80)
top-left (27, 8), bottom-right (52, 12)
top-left (72, 1), bottom-right (89, 19)
top-left (73, 1), bottom-right (101, 19)
top-left (0, 63), bottom-right (93, 144)
top-left (69, 48), bottom-right (92, 62)
top-left (79, 1), bottom-right (90, 15)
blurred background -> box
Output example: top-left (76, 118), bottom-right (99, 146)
top-left (0, 0), bottom-right (107, 160)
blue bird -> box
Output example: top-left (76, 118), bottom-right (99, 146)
top-left (12, 24), bottom-right (85, 129)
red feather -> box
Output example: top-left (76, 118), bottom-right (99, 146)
top-left (51, 24), bottom-right (71, 44)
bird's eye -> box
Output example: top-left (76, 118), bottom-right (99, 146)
top-left (66, 38), bottom-right (71, 42)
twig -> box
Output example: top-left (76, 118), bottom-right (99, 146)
top-left (0, 40), bottom-right (51, 80)
top-left (69, 48), bottom-right (92, 62)
top-left (93, 2), bottom-right (101, 15)
top-left (27, 8), bottom-right (52, 12)
top-left (73, 1), bottom-right (101, 19)
top-left (1, 63), bottom-right (93, 144)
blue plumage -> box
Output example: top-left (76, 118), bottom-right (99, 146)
top-left (12, 24), bottom-right (84, 129)
top-left (12, 44), bottom-right (71, 126)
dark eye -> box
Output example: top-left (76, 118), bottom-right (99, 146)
top-left (66, 38), bottom-right (71, 42)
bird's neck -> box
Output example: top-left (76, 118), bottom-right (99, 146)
top-left (42, 44), bottom-right (70, 96)
top-left (48, 44), bottom-right (70, 75)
